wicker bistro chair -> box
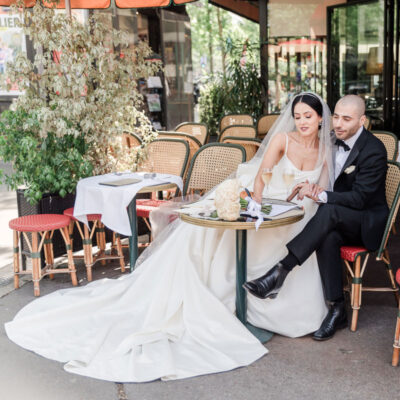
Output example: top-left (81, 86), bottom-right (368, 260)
top-left (341, 161), bottom-right (400, 332)
top-left (9, 214), bottom-right (78, 296)
top-left (218, 125), bottom-right (257, 143)
top-left (122, 131), bottom-right (142, 149)
top-left (183, 143), bottom-right (246, 196)
top-left (135, 139), bottom-right (190, 245)
top-left (138, 138), bottom-right (190, 178)
top-left (63, 208), bottom-right (125, 282)
top-left (221, 137), bottom-right (261, 161)
top-left (156, 131), bottom-right (201, 177)
top-left (393, 268), bottom-right (400, 366)
top-left (256, 114), bottom-right (279, 140)
top-left (219, 114), bottom-right (254, 133)
top-left (372, 131), bottom-right (399, 161)
top-left (175, 122), bottom-right (209, 145)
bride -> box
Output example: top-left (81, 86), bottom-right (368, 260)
top-left (5, 92), bottom-right (334, 382)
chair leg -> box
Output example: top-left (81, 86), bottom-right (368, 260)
top-left (97, 223), bottom-right (106, 266)
top-left (31, 232), bottom-right (41, 297)
top-left (142, 217), bottom-right (152, 244)
top-left (13, 230), bottom-right (20, 289)
top-left (83, 224), bottom-right (93, 282)
top-left (62, 226), bottom-right (78, 286)
top-left (43, 232), bottom-right (54, 280)
top-left (68, 221), bottom-right (75, 252)
top-left (115, 233), bottom-right (125, 273)
top-left (392, 307), bottom-right (400, 366)
top-left (383, 250), bottom-right (400, 306)
top-left (350, 256), bottom-right (362, 332)
top-left (111, 232), bottom-right (117, 255)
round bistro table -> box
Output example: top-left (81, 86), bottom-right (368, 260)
top-left (180, 209), bottom-right (304, 343)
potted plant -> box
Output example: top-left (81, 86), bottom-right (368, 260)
top-left (0, 1), bottom-right (161, 259)
top-left (199, 41), bottom-right (263, 136)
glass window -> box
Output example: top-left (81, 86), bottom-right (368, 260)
top-left (161, 10), bottom-right (193, 128)
top-left (0, 7), bottom-right (26, 96)
top-left (329, 0), bottom-right (384, 127)
top-left (267, 0), bottom-right (342, 112)
top-left (116, 8), bottom-right (138, 49)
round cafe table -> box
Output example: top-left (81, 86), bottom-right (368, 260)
top-left (180, 208), bottom-right (304, 343)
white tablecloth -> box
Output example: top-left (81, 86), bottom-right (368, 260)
top-left (73, 172), bottom-right (183, 236)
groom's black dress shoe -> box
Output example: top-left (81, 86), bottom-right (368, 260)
top-left (312, 301), bottom-right (348, 341)
top-left (243, 262), bottom-right (289, 299)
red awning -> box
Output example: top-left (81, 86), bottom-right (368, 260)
top-left (0, 0), bottom-right (195, 8)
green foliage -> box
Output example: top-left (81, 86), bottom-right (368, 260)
top-left (199, 47), bottom-right (263, 136)
top-left (0, 109), bottom-right (93, 204)
top-left (186, 1), bottom-right (259, 77)
top-left (198, 79), bottom-right (226, 136)
top-left (0, 1), bottom-right (161, 203)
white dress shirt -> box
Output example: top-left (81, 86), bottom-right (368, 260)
top-left (318, 126), bottom-right (364, 203)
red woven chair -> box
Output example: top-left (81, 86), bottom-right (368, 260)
top-left (63, 208), bottom-right (125, 282)
top-left (393, 268), bottom-right (400, 366)
top-left (9, 214), bottom-right (78, 296)
top-left (341, 161), bottom-right (400, 331)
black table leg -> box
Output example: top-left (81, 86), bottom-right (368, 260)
top-left (236, 229), bottom-right (273, 343)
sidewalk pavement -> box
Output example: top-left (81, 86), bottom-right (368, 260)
top-left (1, 248), bottom-right (399, 400)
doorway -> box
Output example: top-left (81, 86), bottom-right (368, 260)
top-left (327, 0), bottom-right (384, 128)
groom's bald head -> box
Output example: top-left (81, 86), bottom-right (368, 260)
top-left (336, 95), bottom-right (366, 117)
top-left (333, 95), bottom-right (366, 141)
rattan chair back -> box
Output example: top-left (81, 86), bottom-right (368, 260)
top-left (157, 131), bottom-right (201, 169)
top-left (183, 143), bottom-right (246, 196)
top-left (377, 161), bottom-right (400, 257)
top-left (175, 122), bottom-right (209, 145)
top-left (221, 137), bottom-right (261, 161)
top-left (138, 139), bottom-right (190, 178)
top-left (256, 114), bottom-right (279, 139)
top-left (122, 131), bottom-right (142, 148)
top-left (219, 114), bottom-right (253, 132)
top-left (218, 125), bottom-right (257, 142)
top-left (372, 131), bottom-right (399, 161)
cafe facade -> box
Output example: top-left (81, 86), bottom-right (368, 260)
top-left (212, 0), bottom-right (400, 134)
top-left (0, 3), bottom-right (194, 130)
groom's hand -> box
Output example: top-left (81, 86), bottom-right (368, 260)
top-left (298, 183), bottom-right (324, 202)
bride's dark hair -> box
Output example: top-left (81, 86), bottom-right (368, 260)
top-left (291, 93), bottom-right (323, 117)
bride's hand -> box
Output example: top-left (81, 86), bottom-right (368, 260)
top-left (290, 180), bottom-right (309, 201)
top-left (298, 183), bottom-right (324, 201)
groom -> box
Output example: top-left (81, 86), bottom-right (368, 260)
top-left (244, 94), bottom-right (389, 340)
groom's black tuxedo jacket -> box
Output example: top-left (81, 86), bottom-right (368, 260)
top-left (326, 128), bottom-right (389, 251)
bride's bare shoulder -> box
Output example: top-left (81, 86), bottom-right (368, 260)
top-left (268, 132), bottom-right (287, 147)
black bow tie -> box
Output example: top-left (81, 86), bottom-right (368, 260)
top-left (335, 139), bottom-right (350, 152)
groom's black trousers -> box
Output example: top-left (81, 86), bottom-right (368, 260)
top-left (286, 203), bottom-right (363, 302)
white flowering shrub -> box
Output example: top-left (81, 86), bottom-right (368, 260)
top-left (0, 1), bottom-right (162, 202)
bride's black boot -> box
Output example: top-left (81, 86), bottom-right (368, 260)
top-left (243, 262), bottom-right (289, 299)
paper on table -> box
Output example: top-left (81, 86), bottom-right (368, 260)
top-left (266, 203), bottom-right (300, 217)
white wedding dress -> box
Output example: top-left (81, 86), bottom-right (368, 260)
top-left (5, 137), bottom-right (328, 383)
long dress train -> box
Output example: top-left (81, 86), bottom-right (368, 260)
top-left (5, 141), bottom-right (328, 382)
